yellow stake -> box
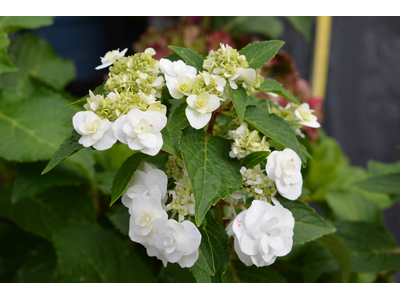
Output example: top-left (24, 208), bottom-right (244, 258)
top-left (311, 16), bottom-right (333, 99)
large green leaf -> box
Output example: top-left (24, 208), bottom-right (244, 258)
top-left (108, 205), bottom-right (129, 235)
top-left (191, 213), bottom-right (230, 283)
top-left (0, 185), bottom-right (95, 240)
top-left (52, 222), bottom-right (157, 283)
top-left (228, 85), bottom-right (248, 124)
top-left (354, 173), bottom-right (400, 195)
top-left (12, 161), bottom-right (87, 203)
top-left (367, 160), bottom-right (400, 176)
top-left (242, 106), bottom-right (306, 162)
top-left (278, 197), bottom-right (336, 244)
top-left (169, 46), bottom-right (204, 72)
top-left (316, 234), bottom-right (352, 283)
top-left (239, 40), bottom-right (285, 69)
top-left (166, 101), bottom-right (189, 134)
top-left (257, 78), bottom-right (301, 105)
top-left (0, 33), bottom-right (75, 93)
top-left (334, 221), bottom-right (400, 273)
top-left (110, 152), bottom-right (150, 205)
top-left (0, 31), bottom-right (9, 49)
top-left (0, 16), bottom-right (54, 34)
top-left (0, 47), bottom-right (17, 74)
top-left (325, 190), bottom-right (382, 225)
top-left (0, 89), bottom-right (77, 162)
top-left (179, 128), bottom-right (242, 225)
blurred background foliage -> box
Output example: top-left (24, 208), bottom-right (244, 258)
top-left (0, 16), bottom-right (399, 283)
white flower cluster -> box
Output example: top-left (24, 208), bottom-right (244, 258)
top-left (122, 162), bottom-right (201, 268)
top-left (228, 121), bottom-right (270, 159)
top-left (165, 156), bottom-right (195, 223)
top-left (73, 48), bottom-right (167, 155)
top-left (227, 199), bottom-right (294, 267)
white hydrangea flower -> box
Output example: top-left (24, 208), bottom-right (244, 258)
top-left (236, 67), bottom-right (256, 89)
top-left (128, 195), bottom-right (168, 245)
top-left (294, 103), bottom-right (320, 128)
top-left (266, 149), bottom-right (303, 200)
top-left (122, 162), bottom-right (168, 213)
top-left (153, 218), bottom-right (201, 268)
top-left (72, 111), bottom-right (117, 150)
top-left (113, 108), bottom-right (167, 156)
top-left (228, 200), bottom-right (294, 267)
top-left (159, 59), bottom-right (197, 99)
top-left (185, 92), bottom-right (220, 129)
top-left (95, 48), bottom-right (128, 70)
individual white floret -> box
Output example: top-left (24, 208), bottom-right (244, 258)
top-left (72, 111), bottom-right (117, 150)
top-left (185, 92), bottom-right (220, 129)
top-left (95, 48), bottom-right (128, 70)
top-left (266, 149), bottom-right (303, 200)
top-left (113, 108), bottom-right (167, 156)
top-left (294, 103), bottom-right (320, 128)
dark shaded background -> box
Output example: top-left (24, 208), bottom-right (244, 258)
top-left (33, 16), bottom-right (400, 281)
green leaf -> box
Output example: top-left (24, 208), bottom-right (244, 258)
top-left (0, 34), bottom-right (75, 93)
top-left (191, 213), bottom-right (230, 283)
top-left (239, 40), bottom-right (285, 69)
top-left (334, 221), bottom-right (400, 273)
top-left (354, 173), bottom-right (400, 195)
top-left (257, 78), bottom-right (301, 105)
top-left (64, 84), bottom-right (105, 107)
top-left (0, 185), bottom-right (95, 240)
top-left (110, 152), bottom-right (150, 205)
top-left (159, 263), bottom-right (196, 283)
top-left (93, 142), bottom-right (132, 171)
top-left (0, 31), bottom-right (9, 49)
top-left (367, 160), bottom-right (400, 176)
top-left (278, 197), bottom-right (336, 244)
top-left (241, 151), bottom-right (270, 169)
top-left (179, 128), bottom-right (242, 225)
top-left (52, 222), bottom-right (157, 283)
top-left (0, 89), bottom-right (77, 162)
top-left (0, 16), bottom-right (54, 34)
top-left (215, 16), bottom-right (284, 40)
top-left (325, 190), bottom-right (382, 225)
top-left (161, 127), bottom-right (181, 158)
top-left (169, 46), bottom-right (204, 72)
top-left (12, 161), bottom-right (86, 203)
top-left (108, 205), bottom-right (129, 235)
top-left (243, 106), bottom-right (306, 162)
top-left (0, 47), bottom-right (17, 74)
top-left (284, 16), bottom-right (314, 41)
top-left (316, 234), bottom-right (352, 283)
top-left (41, 130), bottom-right (84, 174)
top-left (228, 85), bottom-right (248, 124)
top-left (232, 259), bottom-right (286, 282)
top-left (164, 52), bottom-right (181, 62)
top-left (166, 101), bottom-right (189, 134)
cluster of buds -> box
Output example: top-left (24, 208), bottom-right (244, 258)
top-left (240, 165), bottom-right (277, 201)
top-left (165, 156), bottom-right (195, 223)
top-left (228, 121), bottom-right (270, 159)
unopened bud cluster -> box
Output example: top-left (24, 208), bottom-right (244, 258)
top-left (165, 156), bottom-right (195, 222)
top-left (228, 121), bottom-right (270, 159)
top-left (240, 165), bottom-right (277, 200)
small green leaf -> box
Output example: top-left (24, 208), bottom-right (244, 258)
top-left (110, 152), bottom-right (149, 205)
top-left (243, 106), bottom-right (306, 162)
top-left (239, 40), bottom-right (285, 69)
top-left (257, 78), bottom-right (301, 105)
top-left (164, 52), bottom-right (181, 62)
top-left (192, 226), bottom-right (215, 276)
top-left (278, 196), bottom-right (336, 244)
top-left (241, 151), bottom-right (270, 169)
top-left (228, 85), bottom-right (248, 124)
top-left (180, 128), bottom-right (242, 226)
top-left (0, 16), bottom-right (54, 34)
top-left (169, 46), bottom-right (204, 72)
top-left (367, 160), bottom-right (400, 176)
top-left (161, 127), bottom-right (181, 158)
top-left (166, 101), bottom-right (189, 134)
top-left (42, 130), bottom-right (84, 175)
top-left (316, 234), bottom-right (353, 283)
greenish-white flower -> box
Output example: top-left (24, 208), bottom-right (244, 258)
top-left (95, 48), bottom-right (128, 70)
top-left (185, 92), bottom-right (220, 129)
top-left (294, 103), bottom-right (320, 128)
